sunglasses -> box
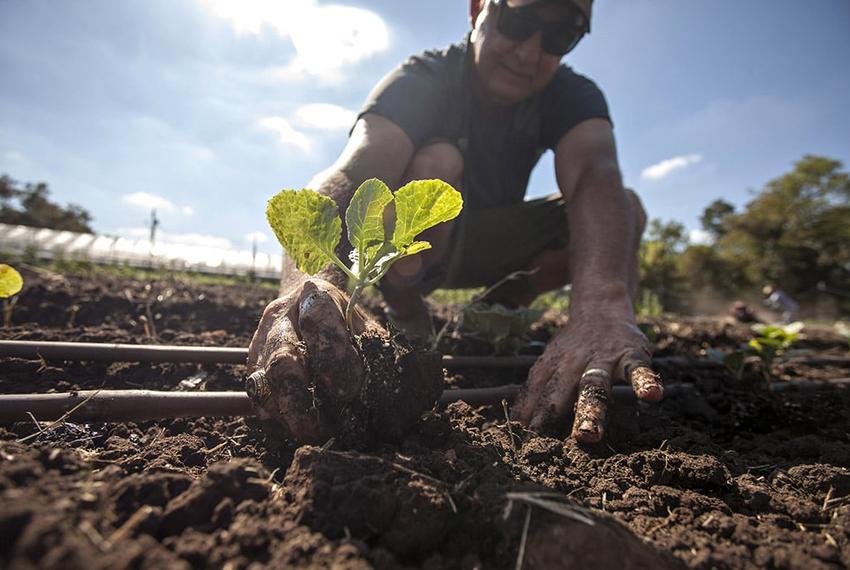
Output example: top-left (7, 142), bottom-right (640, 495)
top-left (493, 0), bottom-right (587, 56)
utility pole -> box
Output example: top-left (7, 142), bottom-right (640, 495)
top-left (149, 209), bottom-right (160, 245)
top-left (250, 234), bottom-right (258, 282)
top-left (148, 209), bottom-right (160, 267)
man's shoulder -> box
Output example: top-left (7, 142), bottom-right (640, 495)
top-left (399, 39), bottom-right (468, 77)
top-left (544, 64), bottom-right (602, 96)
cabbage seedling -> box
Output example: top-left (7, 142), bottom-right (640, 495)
top-left (0, 264), bottom-right (22, 298)
top-left (0, 264), bottom-right (24, 327)
top-left (266, 178), bottom-right (463, 328)
top-left (707, 321), bottom-right (804, 380)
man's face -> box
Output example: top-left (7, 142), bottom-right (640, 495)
top-left (470, 0), bottom-right (574, 106)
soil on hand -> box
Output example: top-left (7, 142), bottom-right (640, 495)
top-left (2, 267), bottom-right (850, 569)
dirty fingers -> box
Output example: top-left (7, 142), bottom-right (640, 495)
top-left (571, 367), bottom-right (612, 443)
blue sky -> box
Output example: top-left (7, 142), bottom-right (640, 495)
top-left (1, 0), bottom-right (848, 254)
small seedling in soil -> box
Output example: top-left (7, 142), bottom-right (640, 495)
top-left (0, 264), bottom-right (24, 327)
top-left (438, 270), bottom-right (544, 354)
top-left (458, 302), bottom-right (543, 353)
top-left (267, 178), bottom-right (462, 328)
top-left (708, 321), bottom-right (804, 381)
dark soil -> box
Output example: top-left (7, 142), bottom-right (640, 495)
top-left (2, 267), bottom-right (850, 569)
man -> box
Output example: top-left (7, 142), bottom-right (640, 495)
top-left (248, 0), bottom-right (664, 445)
top-left (762, 285), bottom-right (799, 324)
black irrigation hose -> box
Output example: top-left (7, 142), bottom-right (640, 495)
top-left (0, 340), bottom-right (250, 365)
top-left (0, 340), bottom-right (543, 368)
top-left (0, 340), bottom-right (764, 369)
top-left (0, 386), bottom-right (655, 423)
top-left (1, 380), bottom-right (848, 424)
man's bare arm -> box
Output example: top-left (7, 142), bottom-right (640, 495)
top-left (279, 113), bottom-right (415, 293)
top-left (512, 118), bottom-right (662, 442)
top-left (555, 118), bottom-right (635, 309)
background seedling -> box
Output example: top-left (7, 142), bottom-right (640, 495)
top-left (266, 178), bottom-right (462, 328)
top-left (0, 263), bottom-right (24, 327)
top-left (707, 321), bottom-right (804, 380)
top-left (458, 302), bottom-right (543, 353)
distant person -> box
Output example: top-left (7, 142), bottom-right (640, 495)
top-left (729, 300), bottom-right (758, 324)
top-left (248, 0), bottom-right (663, 445)
top-left (762, 285), bottom-right (799, 324)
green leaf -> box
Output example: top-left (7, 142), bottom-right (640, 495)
top-left (346, 178), bottom-right (393, 274)
top-left (0, 264), bottom-right (23, 298)
top-left (366, 240), bottom-right (434, 283)
top-left (459, 302), bottom-right (542, 345)
top-left (391, 179), bottom-right (463, 249)
top-left (401, 240), bottom-right (432, 256)
top-left (266, 189), bottom-right (342, 276)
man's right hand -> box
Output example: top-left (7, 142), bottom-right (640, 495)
top-left (246, 278), bottom-right (376, 443)
top-left (246, 278), bottom-right (444, 445)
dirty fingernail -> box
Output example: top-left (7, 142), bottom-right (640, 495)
top-left (631, 366), bottom-right (664, 402)
top-left (573, 420), bottom-right (602, 443)
top-left (573, 420), bottom-right (603, 443)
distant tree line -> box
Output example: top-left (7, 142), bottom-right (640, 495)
top-left (639, 155), bottom-right (850, 316)
top-left (3, 156), bottom-right (848, 316)
top-left (0, 174), bottom-right (93, 233)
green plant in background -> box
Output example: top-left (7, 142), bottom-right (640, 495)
top-left (747, 322), bottom-right (805, 367)
top-left (708, 321), bottom-right (804, 380)
top-left (266, 178), bottom-right (463, 328)
top-left (0, 263), bottom-right (24, 327)
top-left (458, 302), bottom-right (543, 352)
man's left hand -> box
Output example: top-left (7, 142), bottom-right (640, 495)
top-left (511, 306), bottom-right (664, 443)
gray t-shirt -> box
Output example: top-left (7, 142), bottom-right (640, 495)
top-left (357, 36), bottom-right (611, 211)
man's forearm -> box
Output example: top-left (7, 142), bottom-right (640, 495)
top-left (565, 168), bottom-right (637, 316)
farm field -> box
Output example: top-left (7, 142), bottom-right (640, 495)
top-left (1, 267), bottom-right (849, 569)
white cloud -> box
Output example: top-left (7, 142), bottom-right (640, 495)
top-left (119, 226), bottom-right (234, 249)
top-left (294, 103), bottom-right (356, 131)
top-left (257, 116), bottom-right (312, 151)
top-left (244, 231), bottom-right (269, 243)
top-left (199, 0), bottom-right (389, 81)
top-left (122, 192), bottom-right (177, 211)
top-left (641, 154), bottom-right (703, 181)
top-left (688, 228), bottom-right (712, 245)
top-left (163, 232), bottom-right (233, 249)
top-left (122, 192), bottom-right (196, 217)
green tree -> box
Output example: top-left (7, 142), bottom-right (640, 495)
top-left (699, 198), bottom-right (735, 241)
top-left (638, 155), bottom-right (850, 315)
top-left (715, 155), bottom-right (850, 307)
top-left (676, 244), bottom-right (747, 295)
top-left (0, 174), bottom-right (94, 233)
top-left (639, 219), bottom-right (688, 312)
